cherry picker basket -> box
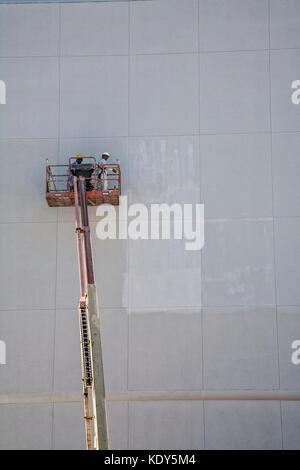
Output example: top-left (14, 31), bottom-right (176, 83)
top-left (46, 156), bottom-right (121, 207)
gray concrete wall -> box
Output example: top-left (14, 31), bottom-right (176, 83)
top-left (0, 0), bottom-right (299, 450)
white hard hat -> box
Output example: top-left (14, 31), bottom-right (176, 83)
top-left (102, 152), bottom-right (110, 157)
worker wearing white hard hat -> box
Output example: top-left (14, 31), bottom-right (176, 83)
top-left (98, 152), bottom-right (111, 191)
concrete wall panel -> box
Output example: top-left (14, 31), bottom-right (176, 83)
top-left (201, 133), bottom-right (273, 218)
top-left (61, 2), bottom-right (129, 56)
top-left (0, 58), bottom-right (59, 139)
top-left (270, 0), bottom-right (300, 49)
top-left (275, 217), bottom-right (300, 305)
top-left (0, 223), bottom-right (57, 310)
top-left (0, 310), bottom-right (54, 394)
top-left (199, 0), bottom-right (269, 52)
top-left (129, 135), bottom-right (200, 206)
top-left (129, 400), bottom-right (204, 450)
top-left (205, 401), bottom-right (282, 450)
top-left (53, 402), bottom-right (85, 450)
top-left (203, 308), bottom-right (279, 389)
top-left (0, 404), bottom-right (52, 450)
top-left (0, 139), bottom-right (58, 223)
top-left (131, 0), bottom-right (198, 55)
top-left (107, 401), bottom-right (128, 450)
top-left (202, 220), bottom-right (276, 307)
top-left (282, 401), bottom-right (300, 450)
top-left (129, 239), bottom-right (201, 309)
top-left (130, 53), bottom-right (199, 136)
top-left (0, 3), bottom-right (59, 57)
top-left (60, 56), bottom-right (128, 138)
top-left (128, 311), bottom-right (202, 391)
top-left (272, 133), bottom-right (300, 217)
top-left (200, 51), bottom-right (270, 134)
top-left (101, 309), bottom-right (128, 393)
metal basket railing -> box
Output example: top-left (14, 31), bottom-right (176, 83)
top-left (46, 157), bottom-right (121, 194)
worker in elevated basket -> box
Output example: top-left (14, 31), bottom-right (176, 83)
top-left (98, 152), bottom-right (115, 191)
top-left (68, 154), bottom-right (83, 190)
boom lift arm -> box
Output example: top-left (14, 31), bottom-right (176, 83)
top-left (73, 176), bottom-right (108, 450)
top-left (46, 157), bottom-right (121, 449)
